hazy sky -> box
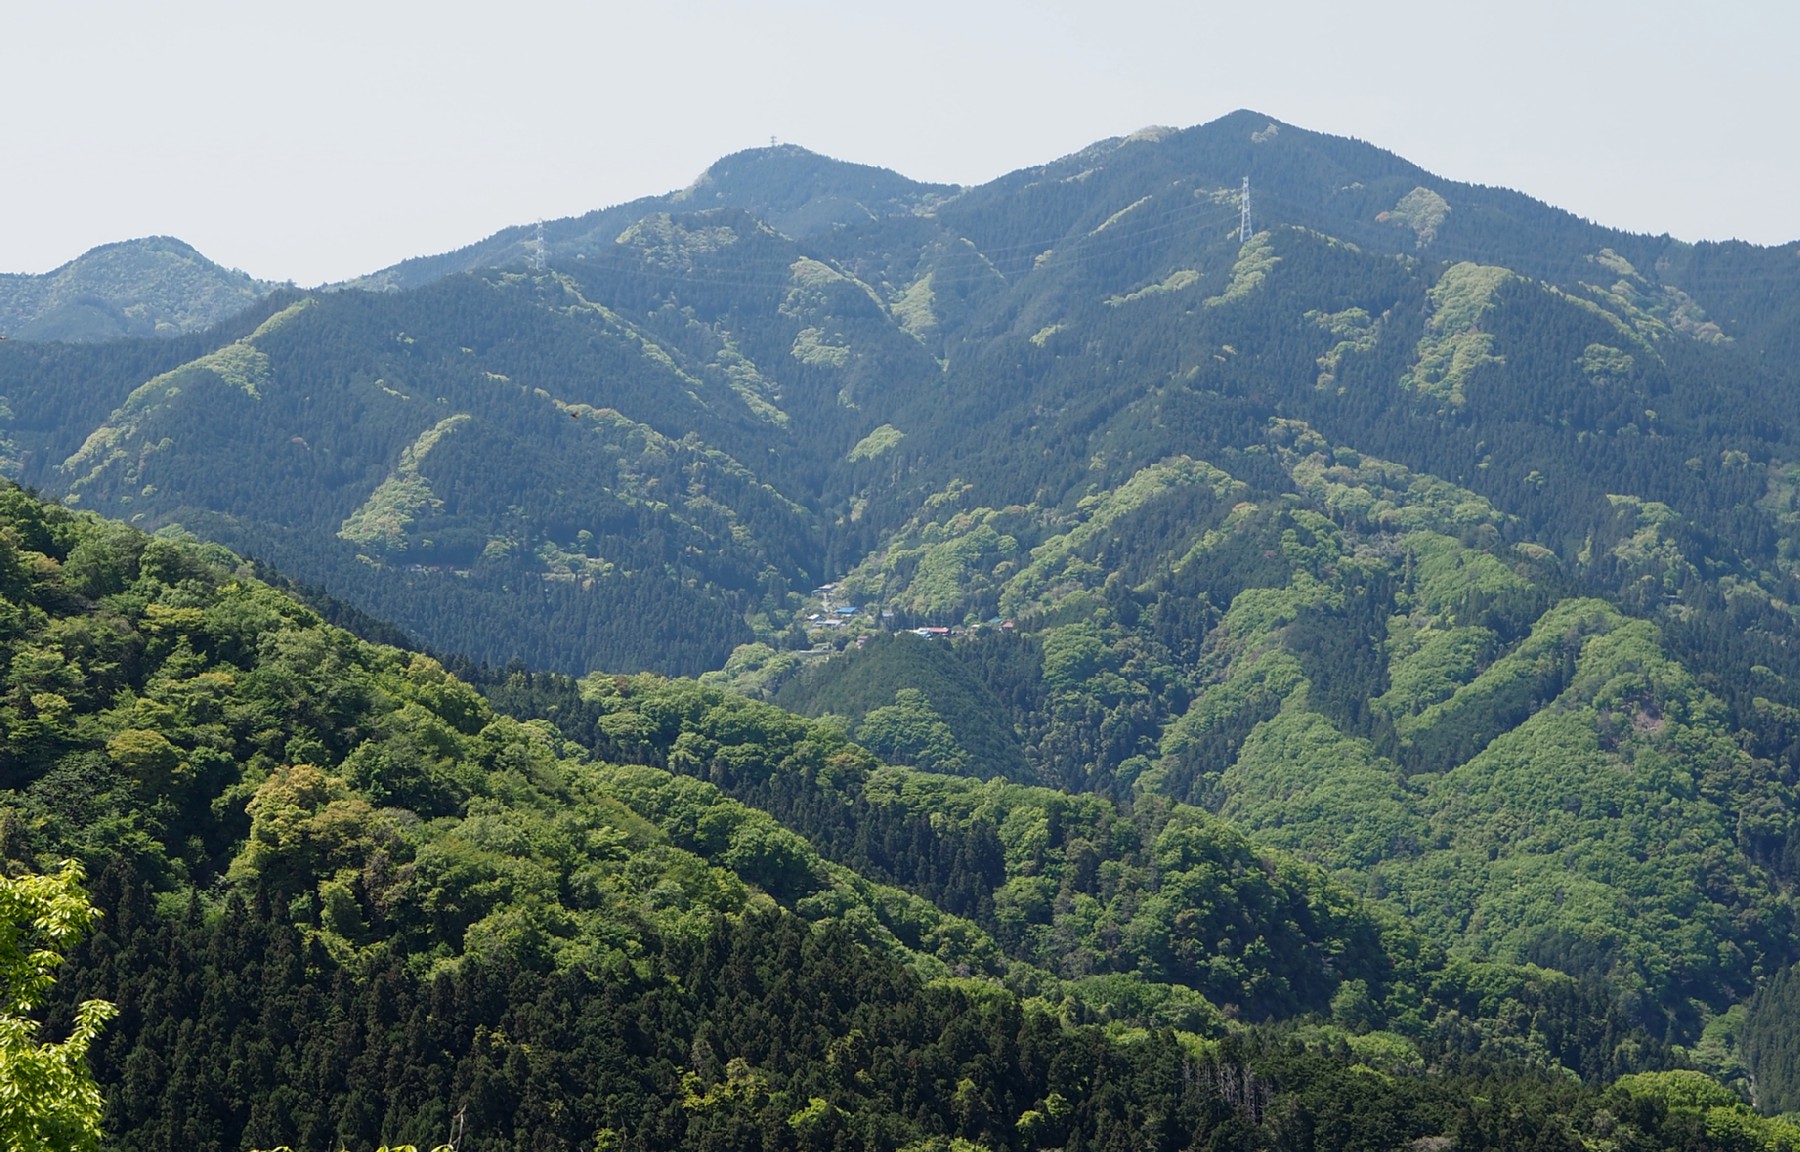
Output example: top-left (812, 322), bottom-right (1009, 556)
top-left (6, 0), bottom-right (1795, 286)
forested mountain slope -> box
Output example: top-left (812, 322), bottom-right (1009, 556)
top-left (5, 111), bottom-right (1799, 677)
top-left (10, 111), bottom-right (1800, 1121)
top-left (17, 485), bottom-right (1797, 1149)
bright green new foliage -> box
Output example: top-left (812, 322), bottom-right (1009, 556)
top-left (0, 861), bottom-right (114, 1152)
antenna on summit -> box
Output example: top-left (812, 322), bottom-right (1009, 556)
top-left (1239, 176), bottom-right (1252, 243)
top-left (533, 219), bottom-right (546, 272)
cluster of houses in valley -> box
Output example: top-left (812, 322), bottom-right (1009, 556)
top-left (806, 583), bottom-right (1014, 640)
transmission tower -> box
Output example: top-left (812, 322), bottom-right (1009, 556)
top-left (533, 219), bottom-right (546, 272)
top-left (1239, 177), bottom-right (1252, 243)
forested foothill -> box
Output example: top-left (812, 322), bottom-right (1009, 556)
top-left (3, 483), bottom-right (1797, 1149)
top-left (6, 108), bottom-right (1800, 1148)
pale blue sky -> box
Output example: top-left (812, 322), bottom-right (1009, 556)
top-left (5, 0), bottom-right (1795, 285)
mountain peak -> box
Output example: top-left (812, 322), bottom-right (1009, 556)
top-left (0, 235), bottom-right (278, 342)
top-left (675, 144), bottom-right (958, 238)
top-left (72, 234), bottom-right (206, 262)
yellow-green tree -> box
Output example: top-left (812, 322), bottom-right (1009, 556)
top-left (0, 860), bottom-right (114, 1152)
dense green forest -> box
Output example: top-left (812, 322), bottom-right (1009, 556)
top-left (9, 108), bottom-right (1800, 1146)
top-left (10, 483), bottom-right (1800, 1148)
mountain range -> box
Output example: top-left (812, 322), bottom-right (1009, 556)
top-left (9, 111), bottom-right (1800, 675)
top-left (7, 109), bottom-right (1800, 1145)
